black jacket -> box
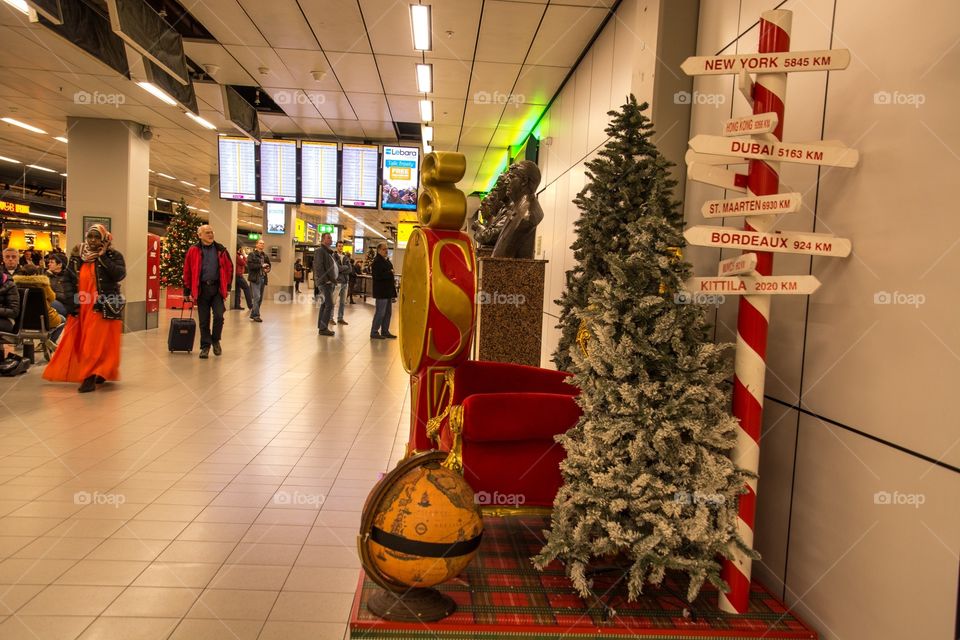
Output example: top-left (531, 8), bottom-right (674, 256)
top-left (246, 250), bottom-right (270, 284)
top-left (69, 250), bottom-right (125, 315)
top-left (46, 255), bottom-right (78, 316)
top-left (0, 272), bottom-right (20, 321)
top-left (371, 254), bottom-right (396, 299)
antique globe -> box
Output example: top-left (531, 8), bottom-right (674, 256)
top-left (358, 451), bottom-right (483, 620)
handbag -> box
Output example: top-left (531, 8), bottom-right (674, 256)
top-left (94, 261), bottom-right (125, 320)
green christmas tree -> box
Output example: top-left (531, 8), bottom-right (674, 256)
top-left (535, 96), bottom-right (753, 602)
top-left (160, 198), bottom-right (203, 288)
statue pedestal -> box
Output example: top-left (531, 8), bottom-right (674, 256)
top-left (475, 257), bottom-right (547, 367)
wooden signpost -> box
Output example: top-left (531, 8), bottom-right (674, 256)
top-left (681, 9), bottom-right (857, 615)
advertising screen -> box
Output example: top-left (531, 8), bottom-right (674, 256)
top-left (295, 218), bottom-right (305, 242)
top-left (306, 222), bottom-right (317, 244)
top-left (381, 146), bottom-right (419, 211)
top-left (301, 141), bottom-right (339, 205)
top-left (340, 143), bottom-right (379, 208)
top-left (217, 136), bottom-right (257, 201)
top-left (396, 221), bottom-right (417, 248)
top-left (354, 236), bottom-right (364, 253)
top-left (260, 139), bottom-right (298, 203)
top-left (266, 202), bottom-right (285, 234)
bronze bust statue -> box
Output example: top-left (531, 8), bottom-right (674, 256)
top-left (471, 160), bottom-right (543, 259)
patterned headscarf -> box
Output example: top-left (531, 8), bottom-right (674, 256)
top-left (81, 224), bottom-right (112, 262)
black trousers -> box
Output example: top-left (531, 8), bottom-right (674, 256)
top-left (233, 275), bottom-right (252, 309)
top-left (197, 282), bottom-right (225, 348)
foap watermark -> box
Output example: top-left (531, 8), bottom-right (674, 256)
top-left (873, 91), bottom-right (925, 108)
top-left (272, 91), bottom-right (326, 108)
top-left (473, 91), bottom-right (524, 107)
top-left (673, 91), bottom-right (726, 107)
top-left (674, 491), bottom-right (727, 507)
top-left (478, 290), bottom-right (525, 307)
top-left (272, 490), bottom-right (324, 507)
top-left (873, 490), bottom-right (925, 509)
top-left (273, 291), bottom-right (325, 305)
top-left (74, 491), bottom-right (126, 507)
top-left (74, 90), bottom-right (126, 107)
top-left (474, 491), bottom-right (525, 506)
top-left (873, 291), bottom-right (925, 308)
top-left (674, 291), bottom-right (725, 306)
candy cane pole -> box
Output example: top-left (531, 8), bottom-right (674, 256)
top-left (721, 9), bottom-right (791, 615)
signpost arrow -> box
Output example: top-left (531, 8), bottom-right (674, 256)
top-left (689, 134), bottom-right (860, 168)
top-left (684, 225), bottom-right (852, 257)
top-left (687, 163), bottom-right (747, 193)
top-left (681, 49), bottom-right (851, 76)
top-left (701, 192), bottom-right (802, 218)
top-left (718, 253), bottom-right (758, 276)
top-left (722, 112), bottom-right (778, 137)
top-left (686, 275), bottom-right (822, 296)
top-left (685, 150), bottom-right (747, 166)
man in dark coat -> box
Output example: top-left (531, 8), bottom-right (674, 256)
top-left (313, 233), bottom-right (338, 336)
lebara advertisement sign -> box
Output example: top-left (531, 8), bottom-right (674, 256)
top-left (380, 146), bottom-right (419, 211)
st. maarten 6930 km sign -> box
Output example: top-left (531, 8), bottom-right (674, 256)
top-left (701, 192), bottom-right (802, 218)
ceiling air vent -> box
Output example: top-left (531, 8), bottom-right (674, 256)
top-left (393, 121), bottom-right (422, 142)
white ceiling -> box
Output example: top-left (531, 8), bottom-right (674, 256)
top-left (0, 0), bottom-right (614, 237)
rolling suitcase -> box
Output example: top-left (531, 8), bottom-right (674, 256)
top-left (168, 303), bottom-right (196, 353)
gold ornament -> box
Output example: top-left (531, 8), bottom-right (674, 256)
top-left (576, 318), bottom-right (591, 358)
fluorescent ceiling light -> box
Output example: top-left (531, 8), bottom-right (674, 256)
top-left (2, 0), bottom-right (29, 15)
top-left (136, 81), bottom-right (177, 106)
top-left (1, 117), bottom-right (47, 134)
top-left (149, 169), bottom-right (156, 173)
top-left (29, 212), bottom-right (63, 220)
top-left (423, 142), bottom-right (433, 154)
top-left (336, 206), bottom-right (386, 239)
top-left (157, 173), bottom-right (175, 180)
top-left (187, 205), bottom-right (198, 210)
top-left (410, 4), bottom-right (432, 51)
top-left (60, 173), bottom-right (67, 177)
top-left (422, 125), bottom-right (433, 142)
top-left (416, 63), bottom-right (433, 93)
top-left (180, 180), bottom-right (195, 187)
top-left (27, 164), bottom-right (56, 173)
top-left (156, 197), bottom-right (171, 203)
top-left (0, 155), bottom-right (20, 164)
top-left (419, 99), bottom-right (433, 122)
top-left (185, 111), bottom-right (217, 130)
top-left (198, 208), bottom-right (209, 213)
top-left (199, 187), bottom-right (210, 193)
top-left (54, 136), bottom-right (68, 143)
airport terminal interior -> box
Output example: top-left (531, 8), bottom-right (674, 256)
top-left (0, 1), bottom-right (957, 639)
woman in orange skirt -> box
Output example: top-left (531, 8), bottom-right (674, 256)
top-left (44, 224), bottom-right (125, 393)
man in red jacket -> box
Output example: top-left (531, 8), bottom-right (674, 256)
top-left (183, 225), bottom-right (233, 359)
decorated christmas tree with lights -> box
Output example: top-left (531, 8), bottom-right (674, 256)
top-left (535, 95), bottom-right (754, 602)
top-left (160, 198), bottom-right (203, 288)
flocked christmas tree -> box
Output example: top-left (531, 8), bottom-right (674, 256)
top-left (535, 95), bottom-right (754, 602)
top-left (160, 198), bottom-right (203, 288)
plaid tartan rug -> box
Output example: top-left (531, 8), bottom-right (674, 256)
top-left (350, 515), bottom-right (816, 639)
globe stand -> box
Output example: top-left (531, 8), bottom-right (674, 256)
top-left (367, 587), bottom-right (456, 622)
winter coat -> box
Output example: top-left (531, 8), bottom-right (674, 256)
top-left (68, 249), bottom-right (126, 317)
top-left (183, 241), bottom-right (234, 299)
top-left (334, 253), bottom-right (352, 284)
top-left (236, 252), bottom-right (247, 276)
top-left (13, 274), bottom-right (62, 329)
top-left (0, 272), bottom-right (19, 322)
top-left (246, 250), bottom-right (270, 285)
top-left (46, 258), bottom-right (78, 316)
top-left (371, 254), bottom-right (397, 299)
top-left (293, 261), bottom-right (304, 282)
top-left (313, 245), bottom-right (337, 286)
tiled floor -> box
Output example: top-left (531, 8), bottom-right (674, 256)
top-left (0, 295), bottom-right (410, 640)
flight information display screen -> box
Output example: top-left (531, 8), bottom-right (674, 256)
top-left (340, 143), bottom-right (378, 208)
top-left (260, 138), bottom-right (298, 203)
top-left (301, 141), bottom-right (339, 205)
top-left (217, 136), bottom-right (257, 201)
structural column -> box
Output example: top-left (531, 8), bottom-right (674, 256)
top-left (66, 117), bottom-right (150, 331)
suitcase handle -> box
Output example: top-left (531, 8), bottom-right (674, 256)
top-left (179, 301), bottom-right (194, 318)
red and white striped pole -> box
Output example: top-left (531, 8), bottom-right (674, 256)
top-left (721, 9), bottom-right (791, 615)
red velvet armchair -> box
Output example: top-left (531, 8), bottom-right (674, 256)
top-left (425, 360), bottom-right (582, 508)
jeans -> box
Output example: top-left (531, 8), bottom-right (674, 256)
top-left (197, 282), bottom-right (225, 348)
top-left (249, 280), bottom-right (263, 319)
top-left (233, 275), bottom-right (252, 309)
top-left (335, 282), bottom-right (348, 321)
top-left (317, 283), bottom-right (334, 330)
top-left (371, 298), bottom-right (392, 336)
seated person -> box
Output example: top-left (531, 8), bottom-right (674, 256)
top-left (0, 270), bottom-right (19, 360)
top-left (45, 252), bottom-right (77, 318)
top-left (13, 264), bottom-right (64, 342)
